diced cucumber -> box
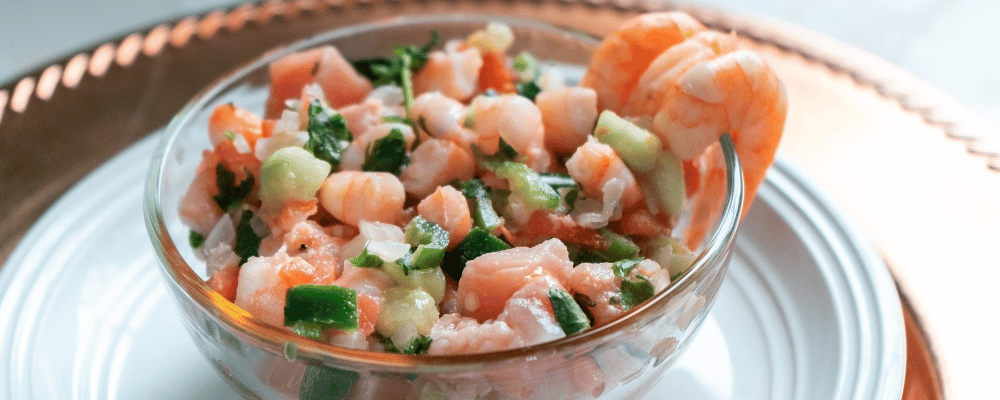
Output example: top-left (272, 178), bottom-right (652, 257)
top-left (648, 150), bottom-right (686, 217)
top-left (593, 110), bottom-right (662, 173)
top-left (376, 288), bottom-right (439, 340)
top-left (259, 146), bottom-right (331, 210)
top-left (382, 261), bottom-right (447, 304)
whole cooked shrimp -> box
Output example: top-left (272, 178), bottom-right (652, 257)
top-left (581, 12), bottom-right (706, 113)
top-left (621, 30), bottom-right (788, 214)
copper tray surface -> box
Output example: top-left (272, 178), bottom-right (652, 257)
top-left (5, 0), bottom-right (998, 398)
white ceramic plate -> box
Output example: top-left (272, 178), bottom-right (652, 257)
top-left (0, 135), bottom-right (905, 399)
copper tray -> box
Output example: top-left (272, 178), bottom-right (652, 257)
top-left (5, 0), bottom-right (998, 398)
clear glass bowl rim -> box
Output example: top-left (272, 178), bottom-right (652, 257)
top-left (143, 13), bottom-right (745, 372)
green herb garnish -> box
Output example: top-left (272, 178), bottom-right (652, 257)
top-left (611, 258), bottom-right (655, 309)
top-left (234, 210), bottom-right (262, 265)
top-left (189, 230), bottom-right (205, 249)
top-left (361, 128), bottom-right (409, 175)
top-left (350, 32), bottom-right (439, 87)
top-left (305, 100), bottom-right (352, 169)
top-left (212, 163), bottom-right (254, 211)
top-left (516, 81), bottom-right (542, 101)
top-left (348, 246), bottom-right (385, 268)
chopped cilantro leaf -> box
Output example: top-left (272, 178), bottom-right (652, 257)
top-left (620, 275), bottom-right (655, 309)
top-left (611, 258), bottom-right (655, 309)
top-left (361, 128), bottom-right (409, 175)
top-left (351, 32), bottom-right (440, 87)
top-left (349, 246), bottom-right (384, 268)
top-left (305, 100), bottom-right (352, 169)
top-left (189, 230), bottom-right (205, 249)
top-left (234, 210), bottom-right (262, 265)
top-left (517, 81), bottom-right (542, 101)
top-left (212, 163), bottom-right (254, 211)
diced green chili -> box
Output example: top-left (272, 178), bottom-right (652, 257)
top-left (403, 216), bottom-right (449, 270)
top-left (549, 288), bottom-right (591, 335)
top-left (284, 284), bottom-right (359, 332)
top-left (441, 227), bottom-right (511, 281)
top-left (460, 179), bottom-right (503, 232)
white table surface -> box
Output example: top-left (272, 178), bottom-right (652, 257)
top-left (2, 0), bottom-right (998, 127)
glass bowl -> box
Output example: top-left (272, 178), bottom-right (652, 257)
top-left (145, 14), bottom-right (743, 400)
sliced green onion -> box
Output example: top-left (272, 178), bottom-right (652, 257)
top-left (549, 288), bottom-right (591, 335)
top-left (284, 284), bottom-right (359, 332)
top-left (441, 227), bottom-right (511, 281)
top-left (593, 110), bottom-right (662, 173)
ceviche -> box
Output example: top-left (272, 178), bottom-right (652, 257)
top-left (178, 12), bottom-right (786, 356)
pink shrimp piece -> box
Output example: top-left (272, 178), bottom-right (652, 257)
top-left (623, 30), bottom-right (787, 216)
top-left (277, 221), bottom-right (344, 282)
top-left (413, 40), bottom-right (483, 102)
top-left (535, 86), bottom-right (599, 155)
top-left (318, 171), bottom-right (406, 227)
top-left (581, 12), bottom-right (706, 112)
top-left (565, 139), bottom-right (643, 209)
top-left (427, 313), bottom-right (524, 355)
top-left (337, 98), bottom-right (384, 140)
top-left (265, 45), bottom-right (372, 118)
top-left (569, 259), bottom-right (668, 326)
top-left (568, 262), bottom-right (628, 326)
top-left (179, 150), bottom-right (224, 235)
top-left (457, 239), bottom-right (574, 322)
top-left (235, 252), bottom-right (326, 326)
top-left (399, 138), bottom-right (476, 199)
top-left (469, 94), bottom-right (552, 171)
top-left (496, 275), bottom-right (567, 346)
top-left (417, 185), bottom-right (473, 249)
top-left (410, 92), bottom-right (477, 148)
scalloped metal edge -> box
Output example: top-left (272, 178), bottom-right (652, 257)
top-left (2, 0), bottom-right (997, 174)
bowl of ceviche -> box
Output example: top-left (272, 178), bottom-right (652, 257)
top-left (145, 11), bottom-right (785, 400)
